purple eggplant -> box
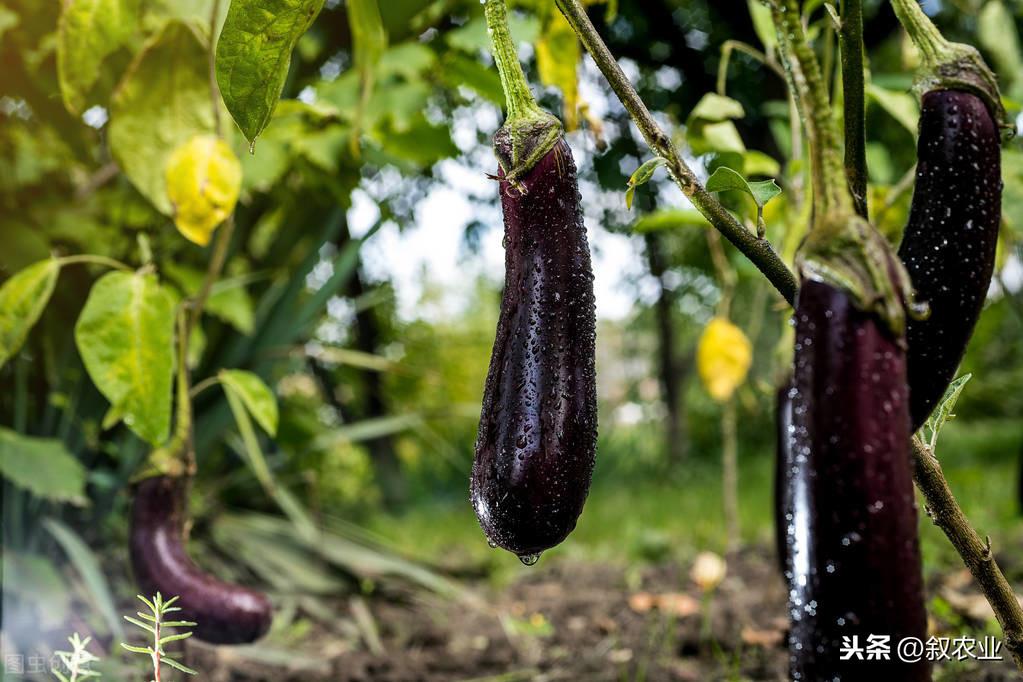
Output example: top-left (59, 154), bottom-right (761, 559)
top-left (130, 476), bottom-right (273, 644)
top-left (470, 137), bottom-right (597, 562)
top-left (787, 280), bottom-right (929, 680)
top-left (775, 382), bottom-right (793, 577)
top-left (899, 89), bottom-right (1001, 431)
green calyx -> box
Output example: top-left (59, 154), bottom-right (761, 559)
top-left (892, 0), bottom-right (1008, 130)
top-left (484, 0), bottom-right (565, 184)
top-left (797, 211), bottom-right (914, 339)
top-left (494, 112), bottom-right (563, 185)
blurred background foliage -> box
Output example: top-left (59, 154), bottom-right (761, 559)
top-left (4, 0), bottom-right (1023, 677)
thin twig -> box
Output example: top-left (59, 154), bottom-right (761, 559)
top-left (75, 162), bottom-right (119, 200)
top-left (911, 437), bottom-right (1023, 669)
top-left (555, 0), bottom-right (797, 305)
top-left (839, 0), bottom-right (869, 219)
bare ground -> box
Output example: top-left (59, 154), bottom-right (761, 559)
top-left (184, 548), bottom-right (1021, 682)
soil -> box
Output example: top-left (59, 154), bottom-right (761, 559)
top-left (183, 548), bottom-right (1020, 682)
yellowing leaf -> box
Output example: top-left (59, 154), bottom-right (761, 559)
top-left (165, 135), bottom-right (241, 246)
top-left (536, 11), bottom-right (580, 130)
top-left (697, 317), bottom-right (752, 403)
top-left (108, 20), bottom-right (214, 214)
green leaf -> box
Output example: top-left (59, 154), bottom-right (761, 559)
top-left (979, 1), bottom-right (1023, 93)
top-left (438, 52), bottom-right (504, 104)
top-left (0, 428), bottom-right (86, 503)
top-left (867, 84), bottom-right (919, 136)
top-left (57, 0), bottom-right (140, 115)
top-left (215, 0), bottom-right (325, 144)
top-left (74, 271), bottom-right (177, 445)
top-left (446, 13), bottom-right (539, 53)
top-left (160, 656), bottom-right (198, 675)
top-left (707, 167), bottom-right (781, 207)
top-left (219, 369), bottom-right (278, 436)
top-left (224, 383), bottom-right (276, 489)
top-left (633, 209), bottom-right (711, 233)
top-left (0, 259), bottom-right (60, 369)
top-left (688, 93), bottom-right (745, 122)
top-left (706, 166), bottom-right (781, 236)
top-left (5, 552), bottom-right (72, 627)
top-left (923, 373), bottom-right (972, 452)
top-left (109, 20), bottom-right (215, 214)
top-left (747, 0), bottom-right (777, 52)
top-left (123, 615), bottom-right (156, 633)
top-left (42, 518), bottom-right (125, 640)
top-left (625, 157), bottom-right (666, 210)
top-left (164, 264), bottom-right (255, 334)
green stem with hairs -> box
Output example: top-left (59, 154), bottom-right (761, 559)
top-left (890, 0), bottom-right (1006, 126)
top-left (772, 0), bottom-right (850, 220)
top-left (840, 0), bottom-right (869, 219)
top-left (555, 0), bottom-right (798, 304)
top-left (484, 0), bottom-right (562, 182)
top-left (771, 0), bottom-right (911, 335)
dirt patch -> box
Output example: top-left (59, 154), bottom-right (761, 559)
top-left (184, 549), bottom-right (1019, 681)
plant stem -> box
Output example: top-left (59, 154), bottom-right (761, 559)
top-left (839, 0), bottom-right (869, 218)
top-left (771, 0), bottom-right (850, 220)
top-left (911, 437), bottom-right (1023, 670)
top-left (483, 0), bottom-right (541, 121)
top-left (721, 399), bottom-right (739, 555)
top-left (152, 608), bottom-right (162, 682)
top-left (555, 0), bottom-right (798, 305)
top-left (187, 215), bottom-right (235, 337)
top-left (890, 0), bottom-right (947, 64)
top-left (56, 254), bottom-right (133, 272)
top-left (716, 40), bottom-right (785, 96)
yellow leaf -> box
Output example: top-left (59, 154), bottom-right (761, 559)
top-left (535, 10), bottom-right (579, 130)
top-left (697, 317), bottom-right (752, 403)
top-left (165, 135), bottom-right (242, 246)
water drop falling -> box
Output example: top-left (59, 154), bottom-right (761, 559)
top-left (518, 552), bottom-right (542, 566)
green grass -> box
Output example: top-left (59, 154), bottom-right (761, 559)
top-left (367, 417), bottom-right (1023, 581)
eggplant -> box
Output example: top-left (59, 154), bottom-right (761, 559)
top-left (130, 476), bottom-right (273, 644)
top-left (774, 382), bottom-right (793, 577)
top-left (899, 90), bottom-right (1001, 431)
top-left (470, 137), bottom-right (597, 562)
top-left (787, 280), bottom-right (929, 680)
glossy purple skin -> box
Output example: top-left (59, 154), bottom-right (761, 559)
top-left (471, 138), bottom-right (597, 557)
top-left (787, 281), bottom-right (929, 681)
top-left (130, 476), bottom-right (273, 644)
top-left (774, 383), bottom-right (792, 577)
top-left (900, 90), bottom-right (1001, 431)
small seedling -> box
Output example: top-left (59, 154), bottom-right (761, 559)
top-left (120, 593), bottom-right (197, 682)
top-left (52, 633), bottom-right (101, 682)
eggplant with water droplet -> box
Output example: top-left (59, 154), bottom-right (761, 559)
top-left (470, 136), bottom-right (597, 559)
top-left (787, 280), bottom-right (929, 680)
top-left (130, 476), bottom-right (273, 644)
top-left (774, 382), bottom-right (792, 576)
top-left (899, 89), bottom-right (1001, 430)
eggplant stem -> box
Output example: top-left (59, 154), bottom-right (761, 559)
top-left (911, 437), bottom-right (1023, 671)
top-left (839, 0), bottom-right (869, 219)
top-left (554, 0), bottom-right (798, 305)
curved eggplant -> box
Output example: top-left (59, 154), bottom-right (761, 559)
top-left (130, 476), bottom-right (273, 644)
top-left (900, 89), bottom-right (1001, 431)
top-left (787, 280), bottom-right (929, 680)
top-left (470, 137), bottom-right (597, 561)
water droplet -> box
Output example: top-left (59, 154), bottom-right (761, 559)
top-left (518, 552), bottom-right (542, 566)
